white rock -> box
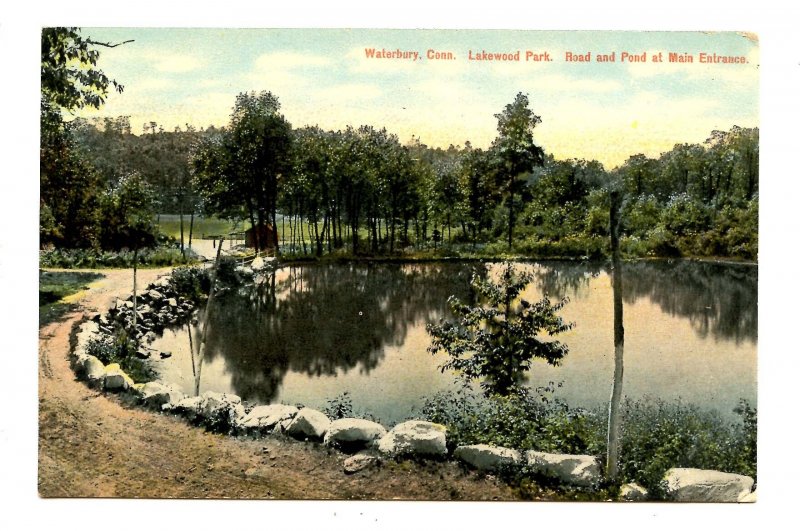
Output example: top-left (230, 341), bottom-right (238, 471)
top-left (286, 408), bottom-right (331, 440)
top-left (377, 420), bottom-right (447, 457)
top-left (166, 298), bottom-right (178, 308)
top-left (525, 451), bottom-right (601, 488)
top-left (147, 289), bottom-right (164, 301)
top-left (103, 363), bottom-right (135, 391)
top-left (168, 396), bottom-right (205, 421)
top-left (664, 468), bottom-right (755, 502)
top-left (453, 444), bottom-right (521, 471)
top-left (738, 489), bottom-right (757, 503)
top-left (239, 404), bottom-right (299, 432)
top-left (140, 381), bottom-right (186, 409)
top-left (343, 453), bottom-right (380, 474)
top-left (75, 354), bottom-right (106, 384)
top-left (620, 483), bottom-right (649, 501)
top-left (324, 418), bottom-right (387, 448)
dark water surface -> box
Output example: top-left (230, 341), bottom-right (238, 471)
top-left (151, 260), bottom-right (757, 424)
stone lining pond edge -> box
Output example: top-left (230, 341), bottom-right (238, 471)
top-left (66, 270), bottom-right (757, 503)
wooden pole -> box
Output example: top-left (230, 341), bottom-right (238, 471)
top-left (606, 191), bottom-right (625, 481)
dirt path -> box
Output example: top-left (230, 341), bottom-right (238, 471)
top-left (38, 268), bottom-right (520, 500)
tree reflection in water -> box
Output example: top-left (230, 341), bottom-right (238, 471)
top-left (180, 260), bottom-right (755, 406)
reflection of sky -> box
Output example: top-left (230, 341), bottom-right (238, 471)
top-left (75, 29), bottom-right (757, 168)
top-left (151, 261), bottom-right (757, 424)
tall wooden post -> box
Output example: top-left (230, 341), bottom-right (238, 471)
top-left (132, 247), bottom-right (138, 334)
top-left (606, 191), bottom-right (625, 481)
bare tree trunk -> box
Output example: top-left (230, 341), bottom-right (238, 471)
top-left (197, 238), bottom-right (224, 369)
top-left (132, 247), bottom-right (138, 337)
top-left (179, 197), bottom-right (185, 259)
top-left (188, 211), bottom-right (195, 253)
top-left (606, 191), bottom-right (625, 481)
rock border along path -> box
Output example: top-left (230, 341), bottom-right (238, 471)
top-left (68, 266), bottom-right (756, 502)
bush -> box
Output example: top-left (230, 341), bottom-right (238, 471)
top-left (619, 397), bottom-right (757, 498)
top-left (85, 327), bottom-right (154, 382)
top-left (168, 265), bottom-right (211, 303)
top-left (421, 383), bottom-right (603, 455)
top-left (40, 246), bottom-right (198, 269)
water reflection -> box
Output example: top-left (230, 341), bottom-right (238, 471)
top-left (155, 260), bottom-right (756, 418)
top-left (198, 263), bottom-right (477, 403)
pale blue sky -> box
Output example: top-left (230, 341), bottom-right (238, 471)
top-left (76, 28), bottom-right (758, 168)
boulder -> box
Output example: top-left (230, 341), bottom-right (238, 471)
top-left (324, 418), bottom-right (387, 449)
top-left (166, 298), bottom-right (178, 308)
top-left (525, 451), bottom-right (601, 488)
top-left (166, 395), bottom-right (205, 421)
top-left (286, 408), bottom-right (331, 440)
top-left (147, 289), bottom-right (164, 302)
top-left (238, 404), bottom-right (299, 432)
top-left (738, 489), bottom-right (757, 503)
top-left (201, 391), bottom-right (245, 430)
top-left (377, 420), bottom-right (447, 457)
top-left (453, 444), bottom-right (521, 471)
top-left (74, 354), bottom-right (106, 385)
top-left (140, 381), bottom-right (186, 409)
top-left (103, 363), bottom-right (135, 391)
top-left (343, 453), bottom-right (380, 474)
top-left (620, 483), bottom-right (649, 501)
top-left (663, 468), bottom-right (755, 502)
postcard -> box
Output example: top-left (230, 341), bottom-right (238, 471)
top-left (37, 27), bottom-right (758, 508)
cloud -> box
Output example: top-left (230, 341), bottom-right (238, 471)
top-left (254, 52), bottom-right (332, 70)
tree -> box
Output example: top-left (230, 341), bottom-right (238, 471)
top-left (40, 27), bottom-right (128, 248)
top-left (191, 91), bottom-right (293, 252)
top-left (426, 262), bottom-right (572, 396)
top-left (492, 93), bottom-right (545, 249)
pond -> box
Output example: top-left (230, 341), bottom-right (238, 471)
top-left (150, 260), bottom-right (757, 425)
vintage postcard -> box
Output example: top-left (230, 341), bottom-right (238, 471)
top-left (37, 27), bottom-right (758, 508)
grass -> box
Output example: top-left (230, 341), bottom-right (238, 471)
top-left (157, 214), bottom-right (249, 241)
top-left (39, 270), bottom-right (104, 327)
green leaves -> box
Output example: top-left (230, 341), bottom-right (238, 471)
top-left (427, 262), bottom-right (573, 396)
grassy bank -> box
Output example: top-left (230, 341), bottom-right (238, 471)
top-left (39, 270), bottom-right (104, 326)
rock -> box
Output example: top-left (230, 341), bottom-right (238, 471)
top-left (238, 404), bottom-right (299, 433)
top-left (166, 297), bottom-right (178, 308)
top-left (201, 391), bottom-right (245, 430)
top-left (75, 354), bottom-right (106, 386)
top-left (286, 408), bottom-right (331, 440)
top-left (324, 418), bottom-right (387, 449)
top-left (169, 396), bottom-right (205, 422)
top-left (664, 468), bottom-right (755, 502)
top-left (251, 257), bottom-right (265, 270)
top-left (377, 420), bottom-right (447, 457)
top-left (160, 351), bottom-right (172, 359)
top-left (103, 363), bottom-right (135, 391)
top-left (738, 489), bottom-right (757, 503)
top-left (147, 289), bottom-right (164, 302)
top-left (135, 349), bottom-right (151, 360)
top-left (620, 483), bottom-right (649, 501)
top-left (343, 453), bottom-right (380, 474)
top-left (525, 451), bottom-right (601, 488)
top-left (453, 444), bottom-right (521, 471)
top-left (140, 381), bottom-right (186, 409)
top-left (235, 265), bottom-right (254, 277)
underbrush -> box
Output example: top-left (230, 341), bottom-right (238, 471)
top-left (421, 384), bottom-right (756, 499)
top-left (40, 246), bottom-right (200, 269)
top-left (84, 327), bottom-right (155, 382)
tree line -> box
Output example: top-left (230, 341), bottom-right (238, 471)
top-left (41, 29), bottom-right (758, 261)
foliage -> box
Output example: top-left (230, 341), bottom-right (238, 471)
top-left (427, 262), bottom-right (572, 396)
top-left (618, 397), bottom-right (757, 498)
top-left (323, 392), bottom-right (355, 420)
top-left (85, 327), bottom-right (154, 382)
top-left (167, 266), bottom-right (211, 303)
top-left (39, 246), bottom-right (194, 269)
top-left (421, 383), bottom-right (604, 455)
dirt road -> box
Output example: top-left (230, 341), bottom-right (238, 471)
top-left (38, 268), bottom-right (520, 500)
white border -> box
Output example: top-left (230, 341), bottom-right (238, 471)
top-left (2, 1), bottom-right (799, 529)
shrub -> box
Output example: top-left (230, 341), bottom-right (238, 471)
top-left (85, 327), bottom-right (154, 382)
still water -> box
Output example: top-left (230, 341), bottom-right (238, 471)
top-left (151, 260), bottom-right (757, 424)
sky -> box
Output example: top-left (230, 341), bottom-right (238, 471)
top-left (74, 28), bottom-right (759, 169)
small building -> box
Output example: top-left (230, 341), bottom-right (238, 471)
top-left (245, 224), bottom-right (279, 250)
